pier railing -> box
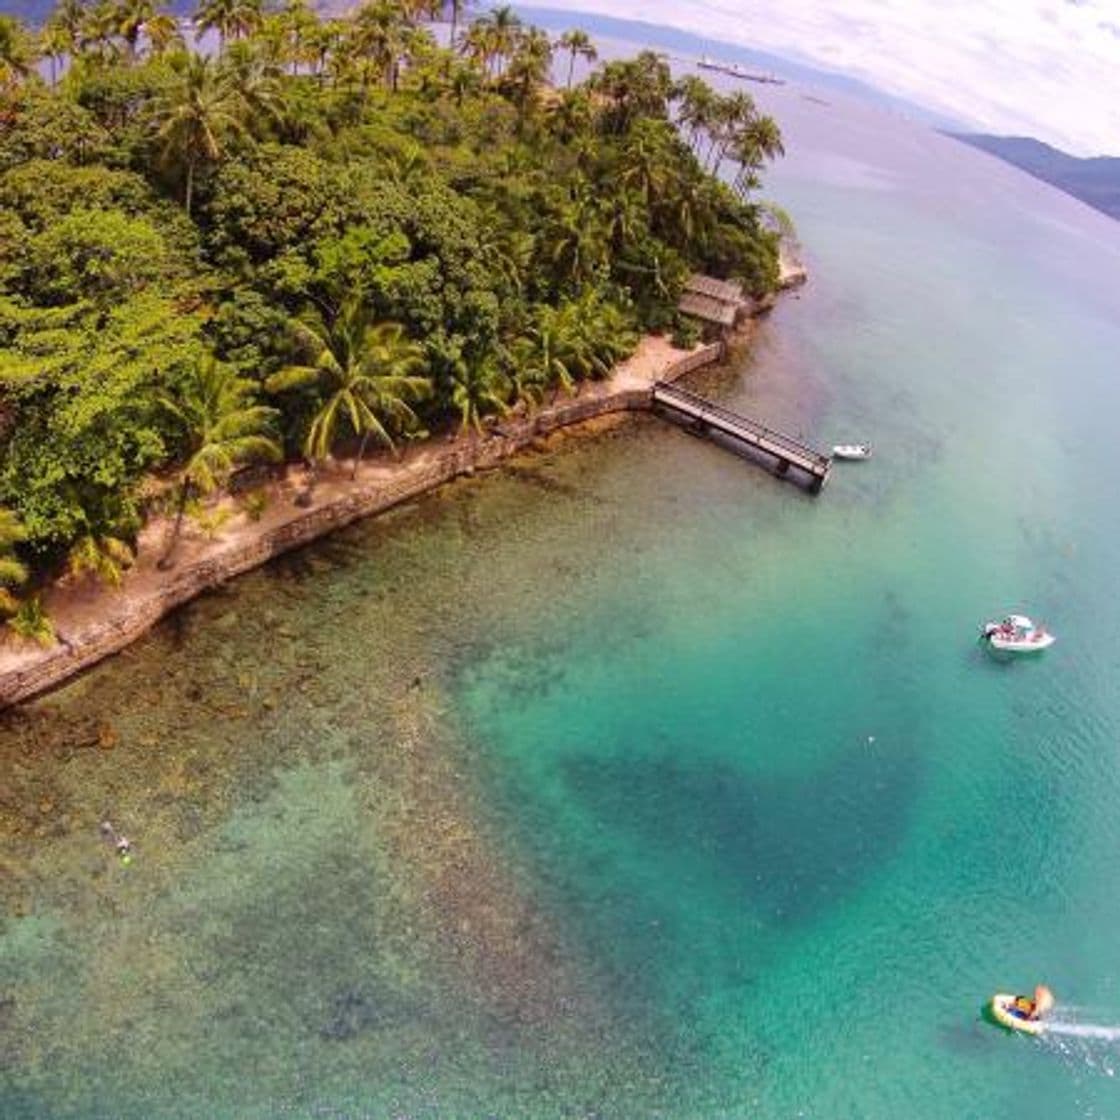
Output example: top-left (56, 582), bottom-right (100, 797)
top-left (651, 381), bottom-right (831, 491)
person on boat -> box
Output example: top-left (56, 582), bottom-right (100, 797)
top-left (1010, 995), bottom-right (1038, 1021)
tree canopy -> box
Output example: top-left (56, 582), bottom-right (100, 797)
top-left (0, 0), bottom-right (785, 629)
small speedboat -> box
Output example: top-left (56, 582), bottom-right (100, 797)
top-left (980, 614), bottom-right (1056, 653)
top-left (990, 986), bottom-right (1053, 1035)
top-left (832, 443), bottom-right (872, 460)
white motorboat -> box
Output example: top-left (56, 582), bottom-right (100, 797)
top-left (832, 443), bottom-right (872, 460)
top-left (980, 614), bottom-right (1056, 653)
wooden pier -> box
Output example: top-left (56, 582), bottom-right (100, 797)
top-left (651, 381), bottom-right (831, 492)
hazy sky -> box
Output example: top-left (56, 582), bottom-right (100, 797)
top-left (522, 0), bottom-right (1120, 155)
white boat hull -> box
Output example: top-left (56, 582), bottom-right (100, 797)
top-left (981, 617), bottom-right (1055, 653)
top-left (832, 444), bottom-right (871, 460)
top-left (985, 632), bottom-right (1056, 653)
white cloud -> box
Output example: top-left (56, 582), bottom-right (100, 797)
top-left (522, 0), bottom-right (1120, 155)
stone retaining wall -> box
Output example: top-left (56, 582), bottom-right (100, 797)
top-left (0, 348), bottom-right (723, 709)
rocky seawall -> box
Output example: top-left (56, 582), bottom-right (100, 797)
top-left (0, 342), bottom-right (723, 710)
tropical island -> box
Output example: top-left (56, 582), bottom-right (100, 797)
top-left (0, 0), bottom-right (787, 700)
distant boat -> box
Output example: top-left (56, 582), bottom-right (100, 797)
top-left (832, 443), bottom-right (872, 460)
top-left (980, 615), bottom-right (1056, 653)
top-left (697, 56), bottom-right (785, 85)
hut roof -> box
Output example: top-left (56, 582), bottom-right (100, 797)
top-left (678, 273), bottom-right (747, 326)
top-left (683, 274), bottom-right (744, 303)
top-left (678, 291), bottom-right (737, 327)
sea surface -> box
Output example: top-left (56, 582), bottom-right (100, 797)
top-left (5, 70), bottom-right (1120, 1120)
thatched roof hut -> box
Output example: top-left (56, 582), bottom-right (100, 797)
top-left (677, 274), bottom-right (748, 329)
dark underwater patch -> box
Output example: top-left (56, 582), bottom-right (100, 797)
top-left (558, 739), bottom-right (922, 928)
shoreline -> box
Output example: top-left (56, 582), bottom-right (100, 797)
top-left (0, 336), bottom-right (723, 710)
top-left (0, 248), bottom-right (808, 712)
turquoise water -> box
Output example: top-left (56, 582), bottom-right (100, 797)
top-left (6, 87), bottom-right (1120, 1117)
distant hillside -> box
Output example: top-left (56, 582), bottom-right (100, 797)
top-left (8, 0), bottom-right (193, 24)
top-left (3, 1), bottom-right (58, 21)
top-left (950, 134), bottom-right (1120, 222)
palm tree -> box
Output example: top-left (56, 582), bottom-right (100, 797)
top-left (449, 352), bottom-right (510, 435)
top-left (476, 214), bottom-right (532, 295)
top-left (445, 0), bottom-right (471, 50)
top-left (545, 86), bottom-right (593, 143)
top-left (220, 39), bottom-right (283, 132)
top-left (67, 534), bottom-right (134, 588)
top-left (543, 289), bottom-right (638, 380)
top-left (705, 89), bottom-right (764, 176)
top-left (40, 0), bottom-right (85, 77)
top-left (597, 187), bottom-right (645, 255)
top-left (39, 5), bottom-right (75, 83)
top-left (0, 15), bottom-right (37, 89)
top-left (50, 0), bottom-right (87, 48)
top-left (456, 20), bottom-right (491, 77)
top-left (500, 27), bottom-right (551, 121)
top-left (397, 0), bottom-right (440, 26)
top-left (590, 51), bottom-right (672, 134)
top-left (619, 118), bottom-right (674, 208)
top-left (664, 172), bottom-right (714, 248)
top-left (266, 299), bottom-right (431, 477)
top-left (730, 114), bottom-right (784, 194)
top-left (8, 596), bottom-right (55, 648)
top-left (546, 179), bottom-right (608, 289)
top-left (113, 0), bottom-right (155, 59)
top-left (158, 354), bottom-right (280, 568)
top-left (0, 508), bottom-right (29, 616)
top-left (38, 20), bottom-right (70, 85)
top-left (463, 3), bottom-right (518, 78)
top-left (556, 28), bottom-right (595, 89)
top-left (274, 0), bottom-right (319, 75)
top-left (512, 306), bottom-right (577, 404)
top-left (674, 73), bottom-right (716, 154)
top-left (399, 23), bottom-right (437, 79)
top-left (78, 0), bottom-right (122, 63)
top-left (484, 3), bottom-right (519, 70)
top-left (349, 0), bottom-right (407, 92)
top-left (156, 53), bottom-right (246, 215)
top-left (194, 0), bottom-right (262, 53)
top-left (443, 57), bottom-right (480, 104)
top-left (143, 10), bottom-right (182, 56)
top-left (307, 18), bottom-right (342, 80)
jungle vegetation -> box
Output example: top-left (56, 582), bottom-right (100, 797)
top-left (0, 0), bottom-right (784, 637)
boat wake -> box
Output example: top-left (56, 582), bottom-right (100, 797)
top-left (1045, 1021), bottom-right (1120, 1042)
top-left (1040, 1017), bottom-right (1120, 1079)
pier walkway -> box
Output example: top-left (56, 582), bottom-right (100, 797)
top-left (651, 381), bottom-right (831, 492)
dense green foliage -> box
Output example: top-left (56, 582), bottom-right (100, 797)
top-left (0, 0), bottom-right (784, 626)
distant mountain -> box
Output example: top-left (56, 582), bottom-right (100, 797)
top-left (3, 1), bottom-right (60, 21)
top-left (949, 134), bottom-right (1120, 222)
top-left (8, 0), bottom-right (194, 24)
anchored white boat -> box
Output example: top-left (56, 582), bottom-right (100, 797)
top-left (832, 443), bottom-right (872, 460)
top-left (980, 614), bottom-right (1055, 653)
